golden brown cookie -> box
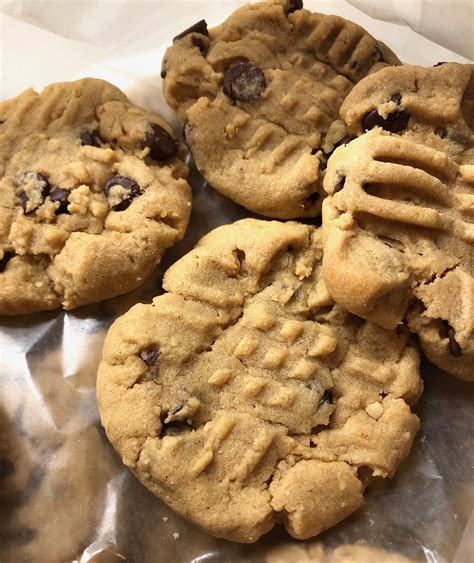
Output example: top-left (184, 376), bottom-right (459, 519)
top-left (322, 129), bottom-right (474, 380)
top-left (339, 63), bottom-right (474, 164)
top-left (97, 219), bottom-right (422, 543)
top-left (0, 78), bottom-right (192, 315)
top-left (161, 0), bottom-right (400, 219)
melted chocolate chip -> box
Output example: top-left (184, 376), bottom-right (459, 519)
top-left (103, 176), bottom-right (142, 211)
top-left (305, 192), bottom-right (320, 206)
top-left (362, 108), bottom-right (410, 133)
top-left (80, 129), bottom-right (103, 147)
top-left (288, 0), bottom-right (303, 12)
top-left (318, 154), bottom-right (328, 170)
top-left (144, 123), bottom-right (178, 161)
top-left (0, 459), bottom-right (15, 479)
top-left (173, 19), bottom-right (208, 42)
top-left (440, 321), bottom-right (462, 357)
top-left (49, 188), bottom-right (70, 214)
top-left (333, 176), bottom-right (346, 193)
top-left (0, 251), bottom-right (15, 273)
top-left (390, 93), bottom-right (402, 104)
top-left (223, 62), bottom-right (266, 103)
top-left (17, 172), bottom-right (50, 213)
top-left (321, 390), bottom-right (334, 404)
top-left (140, 348), bottom-right (160, 368)
top-left (161, 420), bottom-right (191, 437)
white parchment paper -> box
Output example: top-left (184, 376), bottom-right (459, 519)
top-left (0, 2), bottom-right (473, 562)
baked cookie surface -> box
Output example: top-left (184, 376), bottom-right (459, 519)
top-left (340, 63), bottom-right (474, 164)
top-left (0, 78), bottom-right (192, 315)
top-left (97, 219), bottom-right (422, 543)
top-left (162, 0), bottom-right (400, 219)
top-left (322, 129), bottom-right (474, 380)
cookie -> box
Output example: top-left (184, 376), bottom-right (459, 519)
top-left (0, 78), bottom-right (192, 315)
top-left (322, 129), bottom-right (474, 380)
top-left (0, 406), bottom-right (101, 561)
top-left (339, 63), bottom-right (474, 164)
top-left (97, 219), bottom-right (422, 543)
top-left (161, 0), bottom-right (400, 219)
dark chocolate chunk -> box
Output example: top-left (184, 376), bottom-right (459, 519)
top-left (0, 458), bottom-right (15, 479)
top-left (173, 19), bottom-right (208, 42)
top-left (140, 348), bottom-right (160, 368)
top-left (144, 123), bottom-right (178, 161)
top-left (440, 321), bottom-right (462, 357)
top-left (288, 0), bottom-right (303, 13)
top-left (49, 188), bottom-right (70, 214)
top-left (362, 108), bottom-right (410, 133)
top-left (0, 251), bottom-right (14, 273)
top-left (223, 62), bottom-right (266, 103)
top-left (17, 172), bottom-right (50, 213)
top-left (333, 176), bottom-right (346, 193)
top-left (80, 129), bottom-right (103, 147)
top-left (192, 36), bottom-right (208, 55)
top-left (103, 176), bottom-right (142, 211)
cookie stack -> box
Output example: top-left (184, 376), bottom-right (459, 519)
top-left (1, 0), bottom-right (472, 549)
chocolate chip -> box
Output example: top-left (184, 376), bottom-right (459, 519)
top-left (440, 321), bottom-right (462, 357)
top-left (362, 108), bottom-right (410, 133)
top-left (318, 154), bottom-right (328, 170)
top-left (49, 188), bottom-right (70, 214)
top-left (390, 92), bottom-right (402, 104)
top-left (223, 62), bottom-right (266, 103)
top-left (288, 0), bottom-right (303, 13)
top-left (173, 19), bottom-right (208, 42)
top-left (0, 459), bottom-right (15, 479)
top-left (306, 192), bottom-right (320, 205)
top-left (17, 172), bottom-right (50, 213)
top-left (161, 421), bottom-right (190, 436)
top-left (144, 123), bottom-right (178, 161)
top-left (320, 390), bottom-right (334, 404)
top-left (433, 62), bottom-right (447, 67)
top-left (140, 348), bottom-right (160, 368)
top-left (103, 176), bottom-right (142, 211)
top-left (435, 126), bottom-right (447, 139)
top-left (192, 36), bottom-right (208, 55)
top-left (80, 129), bottom-right (103, 147)
top-left (333, 176), bottom-right (346, 193)
top-left (0, 251), bottom-right (14, 273)
top-left (160, 67), bottom-right (167, 79)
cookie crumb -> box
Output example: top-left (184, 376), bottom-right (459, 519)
top-left (162, 516), bottom-right (168, 522)
top-left (173, 532), bottom-right (180, 540)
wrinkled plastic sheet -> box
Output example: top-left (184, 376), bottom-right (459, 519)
top-left (0, 1), bottom-right (473, 562)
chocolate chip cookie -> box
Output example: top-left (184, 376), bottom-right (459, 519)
top-left (161, 0), bottom-right (400, 219)
top-left (322, 129), bottom-right (474, 380)
top-left (339, 63), bottom-right (474, 164)
top-left (0, 78), bottom-right (192, 315)
top-left (97, 219), bottom-right (422, 543)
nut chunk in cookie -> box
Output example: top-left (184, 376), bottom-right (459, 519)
top-left (97, 219), bottom-right (422, 543)
top-left (0, 78), bottom-right (191, 315)
top-left (322, 129), bottom-right (474, 381)
top-left (162, 0), bottom-right (400, 219)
